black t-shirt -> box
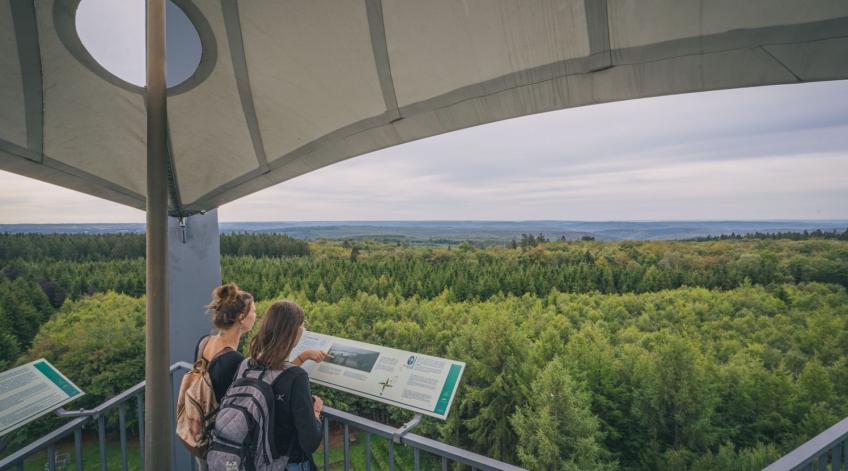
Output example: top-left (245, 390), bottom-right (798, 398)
top-left (271, 366), bottom-right (322, 464)
top-left (193, 336), bottom-right (244, 403)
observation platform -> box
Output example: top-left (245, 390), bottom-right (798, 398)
top-left (0, 362), bottom-right (525, 471)
top-left (2, 1), bottom-right (847, 469)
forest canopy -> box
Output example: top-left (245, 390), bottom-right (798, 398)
top-left (1, 233), bottom-right (846, 470)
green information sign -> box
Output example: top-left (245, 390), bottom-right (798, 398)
top-left (433, 364), bottom-right (463, 415)
top-left (0, 359), bottom-right (85, 437)
top-left (292, 332), bottom-right (465, 420)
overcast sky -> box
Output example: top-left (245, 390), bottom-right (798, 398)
top-left (1, 2), bottom-right (846, 223)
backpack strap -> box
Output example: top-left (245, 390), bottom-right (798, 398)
top-left (195, 336), bottom-right (211, 363)
top-left (209, 346), bottom-right (234, 365)
top-left (197, 335), bottom-right (235, 367)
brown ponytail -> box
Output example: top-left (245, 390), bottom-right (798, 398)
top-left (206, 283), bottom-right (253, 330)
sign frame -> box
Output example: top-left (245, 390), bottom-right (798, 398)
top-left (292, 332), bottom-right (465, 420)
top-left (0, 359), bottom-right (85, 437)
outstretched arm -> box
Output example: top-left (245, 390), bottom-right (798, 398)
top-left (292, 349), bottom-right (332, 366)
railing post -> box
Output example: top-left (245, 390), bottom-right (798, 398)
top-left (343, 423), bottom-right (350, 471)
top-left (46, 444), bottom-right (55, 471)
top-left (74, 427), bottom-right (83, 471)
top-left (322, 417), bottom-right (330, 471)
top-left (119, 404), bottom-right (128, 471)
top-left (136, 392), bottom-right (145, 470)
top-left (365, 432), bottom-right (372, 471)
top-left (97, 415), bottom-right (106, 471)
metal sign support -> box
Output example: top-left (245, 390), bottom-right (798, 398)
top-left (392, 414), bottom-right (423, 444)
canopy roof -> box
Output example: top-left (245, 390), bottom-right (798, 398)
top-left (2, 0), bottom-right (847, 215)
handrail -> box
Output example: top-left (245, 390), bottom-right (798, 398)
top-left (0, 417), bottom-right (89, 467)
top-left (0, 362), bottom-right (193, 470)
top-left (1, 360), bottom-right (526, 471)
top-left (322, 405), bottom-right (526, 471)
top-left (763, 416), bottom-right (848, 471)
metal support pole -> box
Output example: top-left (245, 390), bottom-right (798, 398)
top-left (392, 414), bottom-right (423, 444)
top-left (145, 1), bottom-right (170, 470)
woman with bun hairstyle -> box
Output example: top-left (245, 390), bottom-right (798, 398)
top-left (194, 283), bottom-right (257, 404)
top-left (246, 300), bottom-right (330, 471)
top-left (190, 283), bottom-right (256, 471)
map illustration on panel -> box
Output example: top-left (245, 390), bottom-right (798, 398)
top-left (326, 343), bottom-right (380, 373)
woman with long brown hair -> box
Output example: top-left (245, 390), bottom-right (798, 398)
top-left (246, 300), bottom-right (328, 471)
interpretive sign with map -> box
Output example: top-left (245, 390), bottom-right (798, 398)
top-left (0, 359), bottom-right (84, 437)
top-left (291, 332), bottom-right (465, 420)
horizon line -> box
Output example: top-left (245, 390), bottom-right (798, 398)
top-left (1, 219), bottom-right (847, 226)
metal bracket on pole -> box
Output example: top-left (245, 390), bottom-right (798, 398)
top-left (392, 414), bottom-right (423, 444)
top-left (178, 216), bottom-right (187, 244)
top-left (55, 407), bottom-right (98, 418)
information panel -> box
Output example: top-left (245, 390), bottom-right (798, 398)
top-left (0, 359), bottom-right (84, 437)
top-left (291, 332), bottom-right (465, 420)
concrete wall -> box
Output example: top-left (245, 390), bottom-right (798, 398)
top-left (166, 209), bottom-right (221, 470)
top-left (167, 209), bottom-right (222, 365)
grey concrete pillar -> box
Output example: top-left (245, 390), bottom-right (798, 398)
top-left (167, 209), bottom-right (221, 470)
top-left (168, 209), bottom-right (222, 365)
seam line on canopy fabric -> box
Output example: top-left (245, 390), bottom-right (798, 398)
top-left (584, 0), bottom-right (612, 72)
top-left (164, 115), bottom-right (186, 216)
top-left (609, 17), bottom-right (848, 66)
top-left (757, 46), bottom-right (803, 83)
top-left (183, 17), bottom-right (848, 210)
top-left (10, 0), bottom-right (44, 161)
top-left (41, 156), bottom-right (146, 202)
top-left (365, 0), bottom-right (401, 121)
top-left (220, 0), bottom-right (269, 173)
top-left (0, 138), bottom-right (42, 162)
top-left (182, 109), bottom-right (400, 209)
top-left (398, 17), bottom-right (848, 118)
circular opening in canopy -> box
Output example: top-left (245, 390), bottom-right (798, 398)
top-left (76, 0), bottom-right (202, 88)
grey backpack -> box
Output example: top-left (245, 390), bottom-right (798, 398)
top-left (206, 359), bottom-right (294, 471)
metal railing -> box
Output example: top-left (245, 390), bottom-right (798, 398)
top-left (0, 362), bottom-right (191, 471)
top-left (1, 362), bottom-right (525, 471)
top-left (320, 406), bottom-right (524, 471)
top-left (764, 416), bottom-right (848, 471)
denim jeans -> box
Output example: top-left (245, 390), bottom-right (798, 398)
top-left (286, 461), bottom-right (313, 471)
top-left (198, 456), bottom-right (311, 470)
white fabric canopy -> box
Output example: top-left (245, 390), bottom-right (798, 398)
top-left (2, 0), bottom-right (847, 215)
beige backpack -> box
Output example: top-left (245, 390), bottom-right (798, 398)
top-left (176, 336), bottom-right (233, 457)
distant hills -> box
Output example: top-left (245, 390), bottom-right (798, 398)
top-left (0, 220), bottom-right (846, 243)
